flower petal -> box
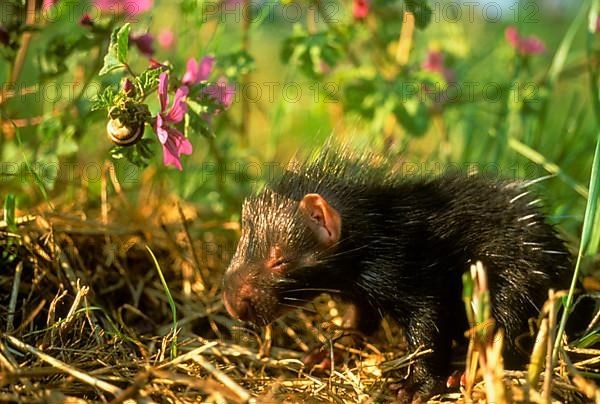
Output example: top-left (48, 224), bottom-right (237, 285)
top-left (505, 26), bottom-right (519, 47)
top-left (505, 26), bottom-right (545, 56)
top-left (155, 114), bottom-right (169, 144)
top-left (162, 128), bottom-right (193, 170)
top-left (94, 0), bottom-right (153, 16)
top-left (182, 58), bottom-right (199, 85)
top-left (130, 33), bottom-right (155, 57)
top-left (198, 56), bottom-right (215, 82)
top-left (158, 72), bottom-right (169, 113)
top-left (166, 86), bottom-right (189, 123)
top-left (203, 77), bottom-right (235, 110)
top-left (353, 0), bottom-right (369, 20)
top-left (158, 29), bottom-right (175, 49)
top-left (43, 0), bottom-right (59, 11)
top-left (520, 37), bottom-right (545, 55)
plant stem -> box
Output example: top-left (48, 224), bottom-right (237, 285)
top-left (1, 0), bottom-right (37, 106)
top-left (240, 0), bottom-right (251, 146)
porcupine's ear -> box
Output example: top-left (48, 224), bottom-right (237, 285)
top-left (299, 193), bottom-right (341, 247)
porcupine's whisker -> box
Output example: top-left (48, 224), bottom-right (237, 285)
top-left (282, 296), bottom-right (313, 303)
top-left (285, 287), bottom-right (342, 294)
top-left (274, 277), bottom-right (296, 285)
top-left (519, 174), bottom-right (557, 188)
top-left (279, 303), bottom-right (317, 313)
top-left (315, 241), bottom-right (372, 262)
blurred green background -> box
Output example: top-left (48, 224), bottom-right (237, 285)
top-left (0, 0), bottom-right (598, 248)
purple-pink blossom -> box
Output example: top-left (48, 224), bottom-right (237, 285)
top-left (154, 72), bottom-right (192, 171)
top-left (130, 33), bottom-right (154, 56)
top-left (182, 56), bottom-right (215, 85)
top-left (94, 0), bottom-right (152, 17)
top-left (421, 49), bottom-right (455, 82)
top-left (149, 58), bottom-right (167, 69)
top-left (42, 0), bottom-right (60, 10)
top-left (204, 77), bottom-right (235, 110)
top-left (122, 78), bottom-right (135, 95)
top-left (79, 13), bottom-right (94, 27)
top-left (158, 29), bottom-right (176, 50)
top-left (505, 26), bottom-right (546, 55)
top-left (353, 0), bottom-right (369, 20)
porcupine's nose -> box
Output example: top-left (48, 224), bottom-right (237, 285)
top-left (222, 269), bottom-right (258, 323)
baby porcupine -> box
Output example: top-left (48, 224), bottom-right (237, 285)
top-left (222, 146), bottom-right (573, 402)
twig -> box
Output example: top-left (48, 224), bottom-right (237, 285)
top-left (157, 340), bottom-right (218, 369)
top-left (2, 0), bottom-right (36, 104)
top-left (59, 280), bottom-right (89, 331)
top-left (109, 370), bottom-right (151, 404)
top-left (4, 335), bottom-right (123, 396)
top-left (191, 351), bottom-right (252, 402)
top-left (395, 12), bottom-right (415, 66)
top-left (543, 290), bottom-right (557, 401)
top-left (176, 202), bottom-right (207, 290)
top-left (6, 262), bottom-right (23, 333)
top-left (0, 214), bottom-right (37, 228)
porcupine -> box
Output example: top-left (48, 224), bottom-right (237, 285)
top-left (222, 146), bottom-right (576, 402)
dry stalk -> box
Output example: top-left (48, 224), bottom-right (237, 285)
top-left (4, 335), bottom-right (123, 396)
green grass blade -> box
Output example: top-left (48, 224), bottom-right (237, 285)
top-left (585, 0), bottom-right (600, 255)
top-left (547, 3), bottom-right (588, 86)
top-left (505, 136), bottom-right (588, 198)
top-left (146, 245), bottom-right (178, 359)
top-left (584, 132), bottom-right (600, 256)
top-left (552, 0), bottom-right (600, 365)
top-left (4, 194), bottom-right (16, 232)
top-left (9, 120), bottom-right (55, 211)
top-left (553, 129), bottom-right (600, 366)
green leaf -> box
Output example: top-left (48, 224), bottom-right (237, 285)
top-left (137, 67), bottom-right (165, 96)
top-left (91, 86), bottom-right (117, 111)
top-left (394, 98), bottom-right (430, 137)
top-left (583, 130), bottom-right (600, 255)
top-left (110, 139), bottom-right (154, 168)
top-left (56, 132), bottom-right (79, 156)
top-left (186, 98), bottom-right (208, 116)
top-left (405, 0), bottom-right (432, 29)
top-left (99, 23), bottom-right (131, 76)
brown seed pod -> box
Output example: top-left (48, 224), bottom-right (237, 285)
top-left (106, 117), bottom-right (144, 146)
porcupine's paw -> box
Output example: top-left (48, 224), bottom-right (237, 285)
top-left (391, 375), bottom-right (446, 403)
top-left (301, 344), bottom-right (346, 372)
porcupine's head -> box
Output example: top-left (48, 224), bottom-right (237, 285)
top-left (222, 185), bottom-right (342, 326)
top-left (221, 145), bottom-right (396, 326)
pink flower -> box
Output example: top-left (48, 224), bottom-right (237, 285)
top-left (505, 26), bottom-right (546, 55)
top-left (154, 72), bottom-right (192, 170)
top-left (94, 0), bottom-right (152, 17)
top-left (122, 78), bottom-right (135, 95)
top-left (149, 58), bottom-right (167, 69)
top-left (353, 0), bottom-right (369, 20)
top-left (158, 29), bottom-right (175, 50)
top-left (203, 77), bottom-right (235, 110)
top-left (42, 0), bottom-right (59, 10)
top-left (130, 33), bottom-right (154, 56)
top-left (79, 13), bottom-right (94, 27)
top-left (182, 56), bottom-right (215, 85)
top-left (421, 49), bottom-right (455, 82)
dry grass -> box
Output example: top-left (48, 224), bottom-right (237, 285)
top-left (0, 189), bottom-right (598, 403)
